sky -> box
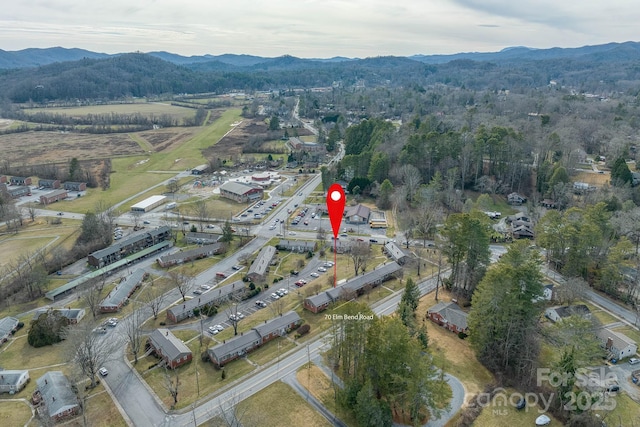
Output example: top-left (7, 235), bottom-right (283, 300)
top-left (1, 0), bottom-right (638, 58)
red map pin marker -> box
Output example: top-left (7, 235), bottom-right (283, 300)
top-left (326, 183), bottom-right (345, 238)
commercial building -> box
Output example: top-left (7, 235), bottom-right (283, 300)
top-left (219, 181), bottom-right (263, 203)
top-left (130, 195), bottom-right (167, 212)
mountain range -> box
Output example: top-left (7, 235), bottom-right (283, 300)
top-left (1, 41), bottom-right (639, 70)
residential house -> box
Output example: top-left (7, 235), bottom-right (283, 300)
top-left (507, 192), bottom-right (526, 205)
top-left (383, 241), bottom-right (409, 265)
top-left (345, 204), bottom-right (371, 224)
top-left (157, 243), bottom-right (225, 268)
top-left (185, 232), bottom-right (222, 245)
top-left (427, 301), bottom-right (469, 334)
top-left (596, 327), bottom-right (638, 360)
top-left (166, 280), bottom-right (246, 323)
top-left (88, 226), bottom-right (171, 268)
top-left (208, 311), bottom-right (302, 367)
top-left (63, 182), bottom-right (86, 191)
top-left (10, 176), bottom-right (32, 186)
top-left (304, 262), bottom-right (402, 313)
top-left (32, 371), bottom-right (80, 422)
top-left (545, 305), bottom-right (591, 322)
top-left (0, 370), bottom-right (30, 394)
top-left (277, 239), bottom-right (316, 253)
top-left (0, 316), bottom-right (19, 345)
top-left (219, 181), bottom-right (263, 203)
top-left (540, 199), bottom-right (557, 209)
top-left (148, 329), bottom-right (193, 369)
top-left (247, 246), bottom-right (276, 282)
top-left (253, 311), bottom-right (303, 345)
top-left (7, 186), bottom-right (31, 198)
top-left (32, 308), bottom-right (86, 324)
top-left (40, 189), bottom-right (68, 205)
top-left (38, 179), bottom-right (61, 189)
top-left (99, 269), bottom-right (147, 313)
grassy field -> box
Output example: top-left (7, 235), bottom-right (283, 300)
top-left (234, 381), bottom-right (333, 427)
top-left (0, 400), bottom-right (32, 426)
top-left (0, 219), bottom-right (80, 271)
top-left (471, 391), bottom-right (563, 427)
top-left (595, 393), bottom-right (640, 426)
top-left (23, 102), bottom-right (195, 120)
top-left (296, 363), bottom-right (358, 426)
top-left (581, 301), bottom-right (620, 326)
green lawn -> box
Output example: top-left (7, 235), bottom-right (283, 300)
top-left (581, 301), bottom-right (620, 326)
top-left (23, 102), bottom-right (195, 120)
top-left (472, 390), bottom-right (563, 427)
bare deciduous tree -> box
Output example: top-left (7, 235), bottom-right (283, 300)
top-left (168, 269), bottom-right (194, 302)
top-left (163, 366), bottom-right (180, 407)
top-left (143, 284), bottom-right (166, 320)
top-left (63, 320), bottom-right (120, 388)
top-left (122, 305), bottom-right (145, 364)
top-left (349, 241), bottom-right (371, 276)
top-left (191, 199), bottom-right (210, 232)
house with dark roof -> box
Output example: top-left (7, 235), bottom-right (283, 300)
top-left (10, 176), bottom-right (32, 186)
top-left (247, 246), bottom-right (276, 282)
top-left (595, 327), bottom-right (638, 360)
top-left (185, 232), bottom-right (222, 245)
top-left (545, 305), bottom-right (591, 322)
top-left (99, 269), bottom-right (147, 313)
top-left (38, 179), bottom-right (61, 189)
top-left (40, 189), bottom-right (68, 205)
top-left (427, 301), bottom-right (469, 334)
top-left (507, 192), bottom-right (526, 205)
top-left (345, 204), bottom-right (371, 224)
top-left (166, 280), bottom-right (246, 323)
top-left (32, 308), bottom-right (85, 324)
top-left (276, 239), bottom-right (316, 253)
top-left (32, 371), bottom-right (79, 422)
top-left (148, 329), bottom-right (193, 369)
top-left (157, 243), bottom-right (225, 268)
top-left (88, 226), bottom-right (171, 268)
top-left (0, 370), bottom-right (30, 394)
top-left (0, 316), bottom-right (19, 345)
top-left (63, 181), bottom-right (86, 191)
top-left (304, 262), bottom-right (402, 313)
top-left (207, 311), bottom-right (302, 367)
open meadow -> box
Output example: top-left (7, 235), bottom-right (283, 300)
top-left (22, 102), bottom-right (196, 121)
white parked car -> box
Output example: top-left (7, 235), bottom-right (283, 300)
top-left (271, 293), bottom-right (280, 300)
top-left (99, 367), bottom-right (108, 377)
top-left (278, 288), bottom-right (288, 295)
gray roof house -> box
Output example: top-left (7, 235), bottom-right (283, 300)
top-left (148, 329), bottom-right (193, 369)
top-left (166, 280), bottom-right (246, 323)
top-left (277, 239), bottom-right (316, 253)
top-left (596, 327), bottom-right (638, 360)
top-left (427, 301), bottom-right (469, 334)
top-left (0, 316), bottom-right (19, 344)
top-left (383, 241), bottom-right (409, 265)
top-left (99, 269), bottom-right (146, 313)
top-left (247, 245), bottom-right (276, 282)
top-left (345, 204), bottom-right (371, 224)
top-left (33, 371), bottom-right (79, 422)
top-left (157, 243), bottom-right (225, 268)
top-left (0, 370), bottom-right (30, 394)
top-left (304, 262), bottom-right (402, 313)
top-left (208, 311), bottom-right (302, 367)
top-left (32, 308), bottom-right (86, 324)
top-left (545, 305), bottom-right (591, 323)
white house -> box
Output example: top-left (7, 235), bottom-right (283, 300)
top-left (0, 370), bottom-right (30, 394)
top-left (595, 327), bottom-right (638, 360)
top-left (545, 305), bottom-right (591, 322)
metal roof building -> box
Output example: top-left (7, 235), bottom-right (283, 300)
top-left (130, 195), bottom-right (167, 212)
